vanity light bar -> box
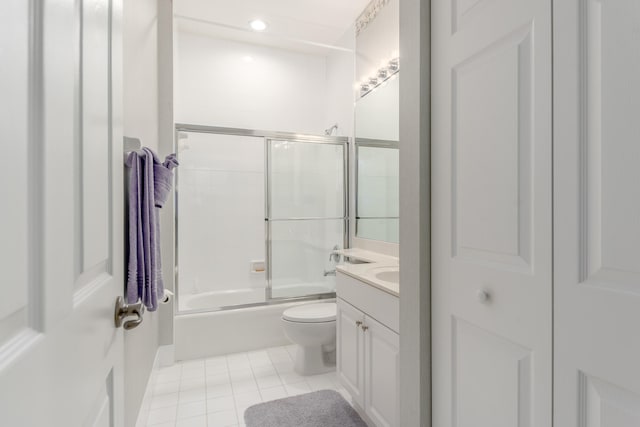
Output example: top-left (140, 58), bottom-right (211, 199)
top-left (359, 57), bottom-right (400, 98)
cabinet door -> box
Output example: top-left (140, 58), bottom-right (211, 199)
top-left (364, 316), bottom-right (399, 427)
top-left (337, 298), bottom-right (365, 408)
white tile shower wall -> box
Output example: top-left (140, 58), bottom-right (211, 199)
top-left (175, 32), bottom-right (328, 135)
top-left (178, 136), bottom-right (345, 299)
top-left (269, 142), bottom-right (344, 219)
top-left (177, 134), bottom-right (265, 297)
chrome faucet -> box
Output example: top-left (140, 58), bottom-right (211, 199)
top-left (329, 244), bottom-right (342, 263)
top-left (324, 269), bottom-right (336, 277)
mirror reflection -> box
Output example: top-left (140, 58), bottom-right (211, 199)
top-left (355, 76), bottom-right (400, 243)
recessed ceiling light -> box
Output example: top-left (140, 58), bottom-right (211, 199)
top-left (249, 19), bottom-right (267, 31)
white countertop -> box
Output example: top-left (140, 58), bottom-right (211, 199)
top-left (334, 248), bottom-right (399, 297)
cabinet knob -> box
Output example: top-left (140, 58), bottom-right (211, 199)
top-left (361, 325), bottom-right (369, 332)
top-left (355, 320), bottom-right (363, 327)
top-left (476, 289), bottom-right (490, 303)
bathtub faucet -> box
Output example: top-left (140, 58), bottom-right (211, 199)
top-left (329, 245), bottom-right (342, 263)
top-left (323, 269), bottom-right (336, 277)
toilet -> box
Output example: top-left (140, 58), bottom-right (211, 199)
top-left (281, 302), bottom-right (337, 375)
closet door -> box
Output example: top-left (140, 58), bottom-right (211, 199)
top-left (554, 1), bottom-right (640, 425)
top-left (431, 0), bottom-right (552, 425)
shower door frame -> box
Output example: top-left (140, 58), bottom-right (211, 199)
top-left (174, 123), bottom-right (349, 314)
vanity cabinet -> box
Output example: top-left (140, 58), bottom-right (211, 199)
top-left (336, 272), bottom-right (399, 427)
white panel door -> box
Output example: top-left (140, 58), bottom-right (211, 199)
top-left (431, 0), bottom-right (552, 424)
top-left (337, 298), bottom-right (365, 408)
top-left (363, 315), bottom-right (399, 427)
top-left (0, 0), bottom-right (125, 425)
top-left (554, 1), bottom-right (640, 425)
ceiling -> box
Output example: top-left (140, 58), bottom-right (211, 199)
top-left (174, 0), bottom-right (370, 54)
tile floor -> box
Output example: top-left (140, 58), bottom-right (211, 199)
top-left (136, 345), bottom-right (348, 427)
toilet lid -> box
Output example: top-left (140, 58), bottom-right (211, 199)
top-left (282, 302), bottom-right (336, 323)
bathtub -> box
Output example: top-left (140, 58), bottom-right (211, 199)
top-left (174, 285), bottom-right (335, 361)
top-left (178, 283), bottom-right (334, 312)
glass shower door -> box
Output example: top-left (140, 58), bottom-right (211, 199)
top-left (266, 138), bottom-right (347, 299)
top-left (176, 132), bottom-right (265, 312)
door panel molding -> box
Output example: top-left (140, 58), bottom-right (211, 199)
top-left (451, 23), bottom-right (534, 273)
top-left (452, 317), bottom-right (532, 427)
top-left (578, 372), bottom-right (640, 427)
top-left (0, 0), bottom-right (45, 367)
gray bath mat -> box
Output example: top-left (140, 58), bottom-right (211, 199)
top-left (244, 389), bottom-right (367, 427)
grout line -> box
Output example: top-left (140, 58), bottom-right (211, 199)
top-left (203, 358), bottom-right (209, 426)
top-left (225, 355), bottom-right (241, 426)
top-left (247, 351), bottom-right (269, 403)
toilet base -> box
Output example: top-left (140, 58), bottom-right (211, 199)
top-left (294, 344), bottom-right (336, 376)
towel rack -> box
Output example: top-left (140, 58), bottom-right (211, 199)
top-left (124, 136), bottom-right (142, 153)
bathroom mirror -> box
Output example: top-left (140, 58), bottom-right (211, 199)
top-left (355, 76), bottom-right (399, 243)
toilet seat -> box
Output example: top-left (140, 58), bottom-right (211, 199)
top-left (282, 302), bottom-right (336, 323)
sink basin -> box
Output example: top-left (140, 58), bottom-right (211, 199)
top-left (375, 270), bottom-right (399, 284)
top-left (366, 266), bottom-right (400, 284)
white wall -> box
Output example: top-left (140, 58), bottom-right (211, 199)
top-left (325, 26), bottom-right (356, 137)
top-left (355, 75), bottom-right (400, 140)
top-left (123, 0), bottom-right (161, 426)
top-left (157, 0), bottom-right (176, 350)
top-left (398, 0), bottom-right (431, 424)
top-left (176, 32), bottom-right (329, 134)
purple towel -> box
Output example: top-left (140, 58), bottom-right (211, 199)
top-left (154, 153), bottom-right (178, 208)
top-left (126, 148), bottom-right (178, 311)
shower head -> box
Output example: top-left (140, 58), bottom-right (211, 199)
top-left (324, 124), bottom-right (339, 136)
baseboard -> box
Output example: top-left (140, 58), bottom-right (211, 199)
top-left (351, 401), bottom-right (375, 427)
top-left (134, 344), bottom-right (174, 427)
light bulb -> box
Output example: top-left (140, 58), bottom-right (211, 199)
top-left (249, 19), bottom-right (267, 31)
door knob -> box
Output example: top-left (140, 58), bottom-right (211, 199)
top-left (476, 289), bottom-right (490, 303)
top-left (114, 296), bottom-right (145, 330)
